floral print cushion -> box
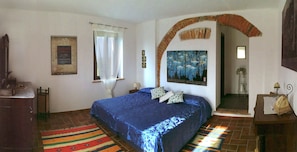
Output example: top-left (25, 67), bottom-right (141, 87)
top-left (167, 91), bottom-right (184, 104)
top-left (150, 87), bottom-right (166, 99)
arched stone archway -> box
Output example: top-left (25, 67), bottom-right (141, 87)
top-left (156, 14), bottom-right (262, 86)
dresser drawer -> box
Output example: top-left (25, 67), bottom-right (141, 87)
top-left (0, 99), bottom-right (11, 108)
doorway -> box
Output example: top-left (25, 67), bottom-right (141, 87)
top-left (217, 26), bottom-right (249, 114)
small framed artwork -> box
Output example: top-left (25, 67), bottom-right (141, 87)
top-left (142, 50), bottom-right (146, 68)
top-left (51, 36), bottom-right (77, 75)
top-left (142, 63), bottom-right (146, 68)
top-left (142, 56), bottom-right (146, 61)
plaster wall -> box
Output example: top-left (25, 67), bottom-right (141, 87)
top-left (0, 8), bottom-right (137, 112)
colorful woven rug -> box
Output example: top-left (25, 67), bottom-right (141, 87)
top-left (181, 125), bottom-right (229, 152)
top-left (41, 124), bottom-right (123, 152)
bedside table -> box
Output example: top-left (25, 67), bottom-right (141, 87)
top-left (129, 89), bottom-right (139, 94)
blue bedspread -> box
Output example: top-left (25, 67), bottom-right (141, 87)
top-left (90, 88), bottom-right (212, 152)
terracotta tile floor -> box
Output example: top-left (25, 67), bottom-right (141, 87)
top-left (205, 115), bottom-right (256, 152)
top-left (35, 109), bottom-right (256, 152)
top-left (217, 94), bottom-right (250, 115)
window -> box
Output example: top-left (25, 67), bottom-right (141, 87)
top-left (93, 29), bottom-right (124, 81)
top-left (236, 46), bottom-right (246, 59)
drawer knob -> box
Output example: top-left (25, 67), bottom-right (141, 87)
top-left (29, 106), bottom-right (33, 113)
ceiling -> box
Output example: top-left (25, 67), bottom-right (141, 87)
top-left (0, 0), bottom-right (280, 23)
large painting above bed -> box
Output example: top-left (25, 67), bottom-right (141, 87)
top-left (282, 0), bottom-right (297, 72)
top-left (167, 50), bottom-right (207, 86)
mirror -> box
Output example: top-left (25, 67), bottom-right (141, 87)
top-left (237, 46), bottom-right (246, 59)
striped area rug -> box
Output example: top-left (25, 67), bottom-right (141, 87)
top-left (41, 124), bottom-right (123, 152)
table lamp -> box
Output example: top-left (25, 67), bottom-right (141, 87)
top-left (133, 82), bottom-right (140, 90)
top-left (274, 82), bottom-right (280, 94)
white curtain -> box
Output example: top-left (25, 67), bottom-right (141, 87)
top-left (93, 24), bottom-right (124, 98)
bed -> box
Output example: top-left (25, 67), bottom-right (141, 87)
top-left (90, 87), bottom-right (212, 152)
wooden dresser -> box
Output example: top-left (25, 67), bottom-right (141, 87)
top-left (0, 82), bottom-right (35, 152)
top-left (254, 94), bottom-right (297, 152)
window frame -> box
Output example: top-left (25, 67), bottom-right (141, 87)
top-left (93, 30), bottom-right (124, 82)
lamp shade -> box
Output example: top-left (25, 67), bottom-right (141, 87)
top-left (133, 82), bottom-right (140, 89)
top-left (274, 82), bottom-right (280, 88)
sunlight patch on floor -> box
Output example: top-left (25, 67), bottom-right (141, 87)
top-left (196, 125), bottom-right (228, 151)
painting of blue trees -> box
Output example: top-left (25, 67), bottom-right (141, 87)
top-left (167, 50), bottom-right (207, 85)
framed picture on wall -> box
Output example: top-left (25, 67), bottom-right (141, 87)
top-left (167, 50), bottom-right (207, 86)
top-left (51, 36), bottom-right (77, 75)
top-left (282, 0), bottom-right (297, 72)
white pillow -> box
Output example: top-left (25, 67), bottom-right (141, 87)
top-left (150, 87), bottom-right (166, 99)
top-left (159, 91), bottom-right (174, 103)
top-left (167, 91), bottom-right (184, 104)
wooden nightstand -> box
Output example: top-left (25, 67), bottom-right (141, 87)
top-left (129, 89), bottom-right (139, 94)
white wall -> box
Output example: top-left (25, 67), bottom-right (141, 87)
top-left (215, 22), bottom-right (222, 108)
top-left (247, 10), bottom-right (280, 115)
top-left (136, 9), bottom-right (281, 116)
top-left (278, 0), bottom-right (297, 115)
top-left (136, 21), bottom-right (157, 87)
top-left (0, 8), bottom-right (137, 112)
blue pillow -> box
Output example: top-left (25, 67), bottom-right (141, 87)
top-left (138, 87), bottom-right (154, 94)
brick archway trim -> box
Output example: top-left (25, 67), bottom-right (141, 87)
top-left (156, 14), bottom-right (262, 86)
